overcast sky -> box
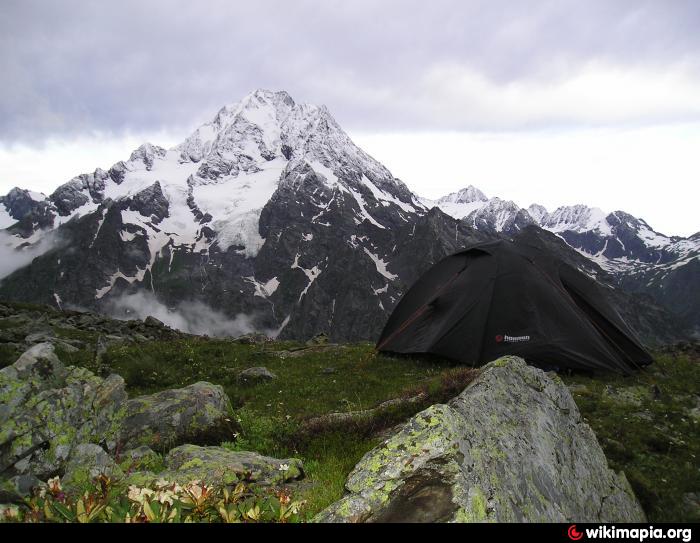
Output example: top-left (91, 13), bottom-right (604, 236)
top-left (1, 0), bottom-right (698, 236)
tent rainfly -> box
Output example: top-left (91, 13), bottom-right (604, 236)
top-left (376, 240), bottom-right (653, 374)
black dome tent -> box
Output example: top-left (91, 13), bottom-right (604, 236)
top-left (376, 240), bottom-right (652, 374)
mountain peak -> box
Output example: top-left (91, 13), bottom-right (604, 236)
top-left (541, 205), bottom-right (611, 235)
top-left (173, 89), bottom-right (397, 190)
top-left (527, 203), bottom-right (548, 223)
top-left (246, 88), bottom-right (292, 100)
top-left (241, 88), bottom-right (296, 108)
top-left (235, 89), bottom-right (298, 126)
top-left (437, 185), bottom-right (488, 204)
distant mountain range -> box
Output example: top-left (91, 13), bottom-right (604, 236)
top-left (423, 185), bottom-right (699, 336)
top-left (0, 89), bottom-right (697, 343)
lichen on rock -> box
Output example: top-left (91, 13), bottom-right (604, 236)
top-left (147, 444), bottom-right (303, 487)
top-left (1, 342), bottom-right (305, 507)
top-left (62, 443), bottom-right (124, 489)
top-left (315, 356), bottom-right (647, 523)
top-left (117, 381), bottom-right (237, 452)
top-left (0, 343), bottom-right (127, 480)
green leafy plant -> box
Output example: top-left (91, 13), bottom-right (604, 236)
top-left (2, 474), bottom-right (304, 523)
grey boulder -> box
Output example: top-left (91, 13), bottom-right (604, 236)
top-left (156, 444), bottom-right (304, 487)
top-left (237, 366), bottom-right (277, 384)
top-left (315, 356), bottom-right (646, 523)
top-left (118, 381), bottom-right (236, 452)
top-left (0, 343), bottom-right (127, 480)
top-left (0, 474), bottom-right (45, 502)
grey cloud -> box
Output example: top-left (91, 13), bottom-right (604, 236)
top-left (104, 291), bottom-right (276, 338)
top-left (0, 229), bottom-right (64, 279)
top-left (1, 0), bottom-right (700, 144)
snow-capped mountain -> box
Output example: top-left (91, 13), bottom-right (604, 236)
top-left (0, 90), bottom-right (695, 342)
top-left (423, 186), bottom-right (534, 235)
top-left (28, 90), bottom-right (421, 259)
top-left (0, 90), bottom-right (490, 340)
top-left (427, 186), bottom-right (699, 335)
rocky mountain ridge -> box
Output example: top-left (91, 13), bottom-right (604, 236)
top-left (0, 89), bottom-right (696, 342)
top-left (425, 186), bottom-right (699, 335)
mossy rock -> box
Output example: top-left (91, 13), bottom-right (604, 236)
top-left (118, 382), bottom-right (237, 452)
top-left (315, 356), bottom-right (647, 523)
top-left (62, 443), bottom-right (124, 491)
top-left (0, 343), bottom-right (127, 480)
top-left (159, 444), bottom-right (304, 487)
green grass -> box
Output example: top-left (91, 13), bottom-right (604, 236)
top-left (2, 302), bottom-right (697, 521)
top-left (562, 351), bottom-right (700, 522)
top-left (0, 319), bottom-right (24, 330)
top-left (290, 431), bottom-right (381, 515)
top-left (77, 338), bottom-right (697, 521)
top-left (65, 338), bottom-right (458, 419)
top-left (57, 338), bottom-right (474, 518)
top-left (53, 326), bottom-right (99, 343)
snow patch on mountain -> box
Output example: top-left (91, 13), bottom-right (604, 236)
top-left (363, 175), bottom-right (421, 214)
top-left (26, 191), bottom-right (46, 202)
top-left (89, 208), bottom-right (109, 248)
top-left (430, 199), bottom-right (487, 220)
top-left (363, 248), bottom-right (398, 280)
top-left (95, 268), bottom-right (148, 300)
top-left (244, 276), bottom-right (280, 298)
top-left (291, 253), bottom-right (324, 302)
top-left (541, 205), bottom-right (612, 236)
top-left (193, 157), bottom-right (287, 255)
top-left (308, 161), bottom-right (348, 194)
top-left (0, 206), bottom-right (16, 229)
top-left (373, 284), bottom-right (389, 295)
top-left (347, 185), bottom-right (386, 229)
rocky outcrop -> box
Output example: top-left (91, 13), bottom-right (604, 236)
top-left (315, 356), bottom-right (646, 523)
top-left (118, 382), bottom-right (237, 452)
top-left (128, 181), bottom-right (169, 223)
top-left (1, 343), bottom-right (303, 500)
top-left (0, 90), bottom-right (694, 344)
top-left (0, 343), bottom-right (127, 481)
top-left (0, 303), bottom-right (190, 368)
top-left (158, 444), bottom-right (303, 486)
top-left (0, 187), bottom-right (55, 235)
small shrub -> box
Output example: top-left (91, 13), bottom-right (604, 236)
top-left (2, 474), bottom-right (304, 523)
top-left (438, 367), bottom-right (478, 398)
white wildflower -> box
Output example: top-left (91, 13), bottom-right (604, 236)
top-left (128, 485), bottom-right (155, 504)
top-left (47, 476), bottom-right (62, 493)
